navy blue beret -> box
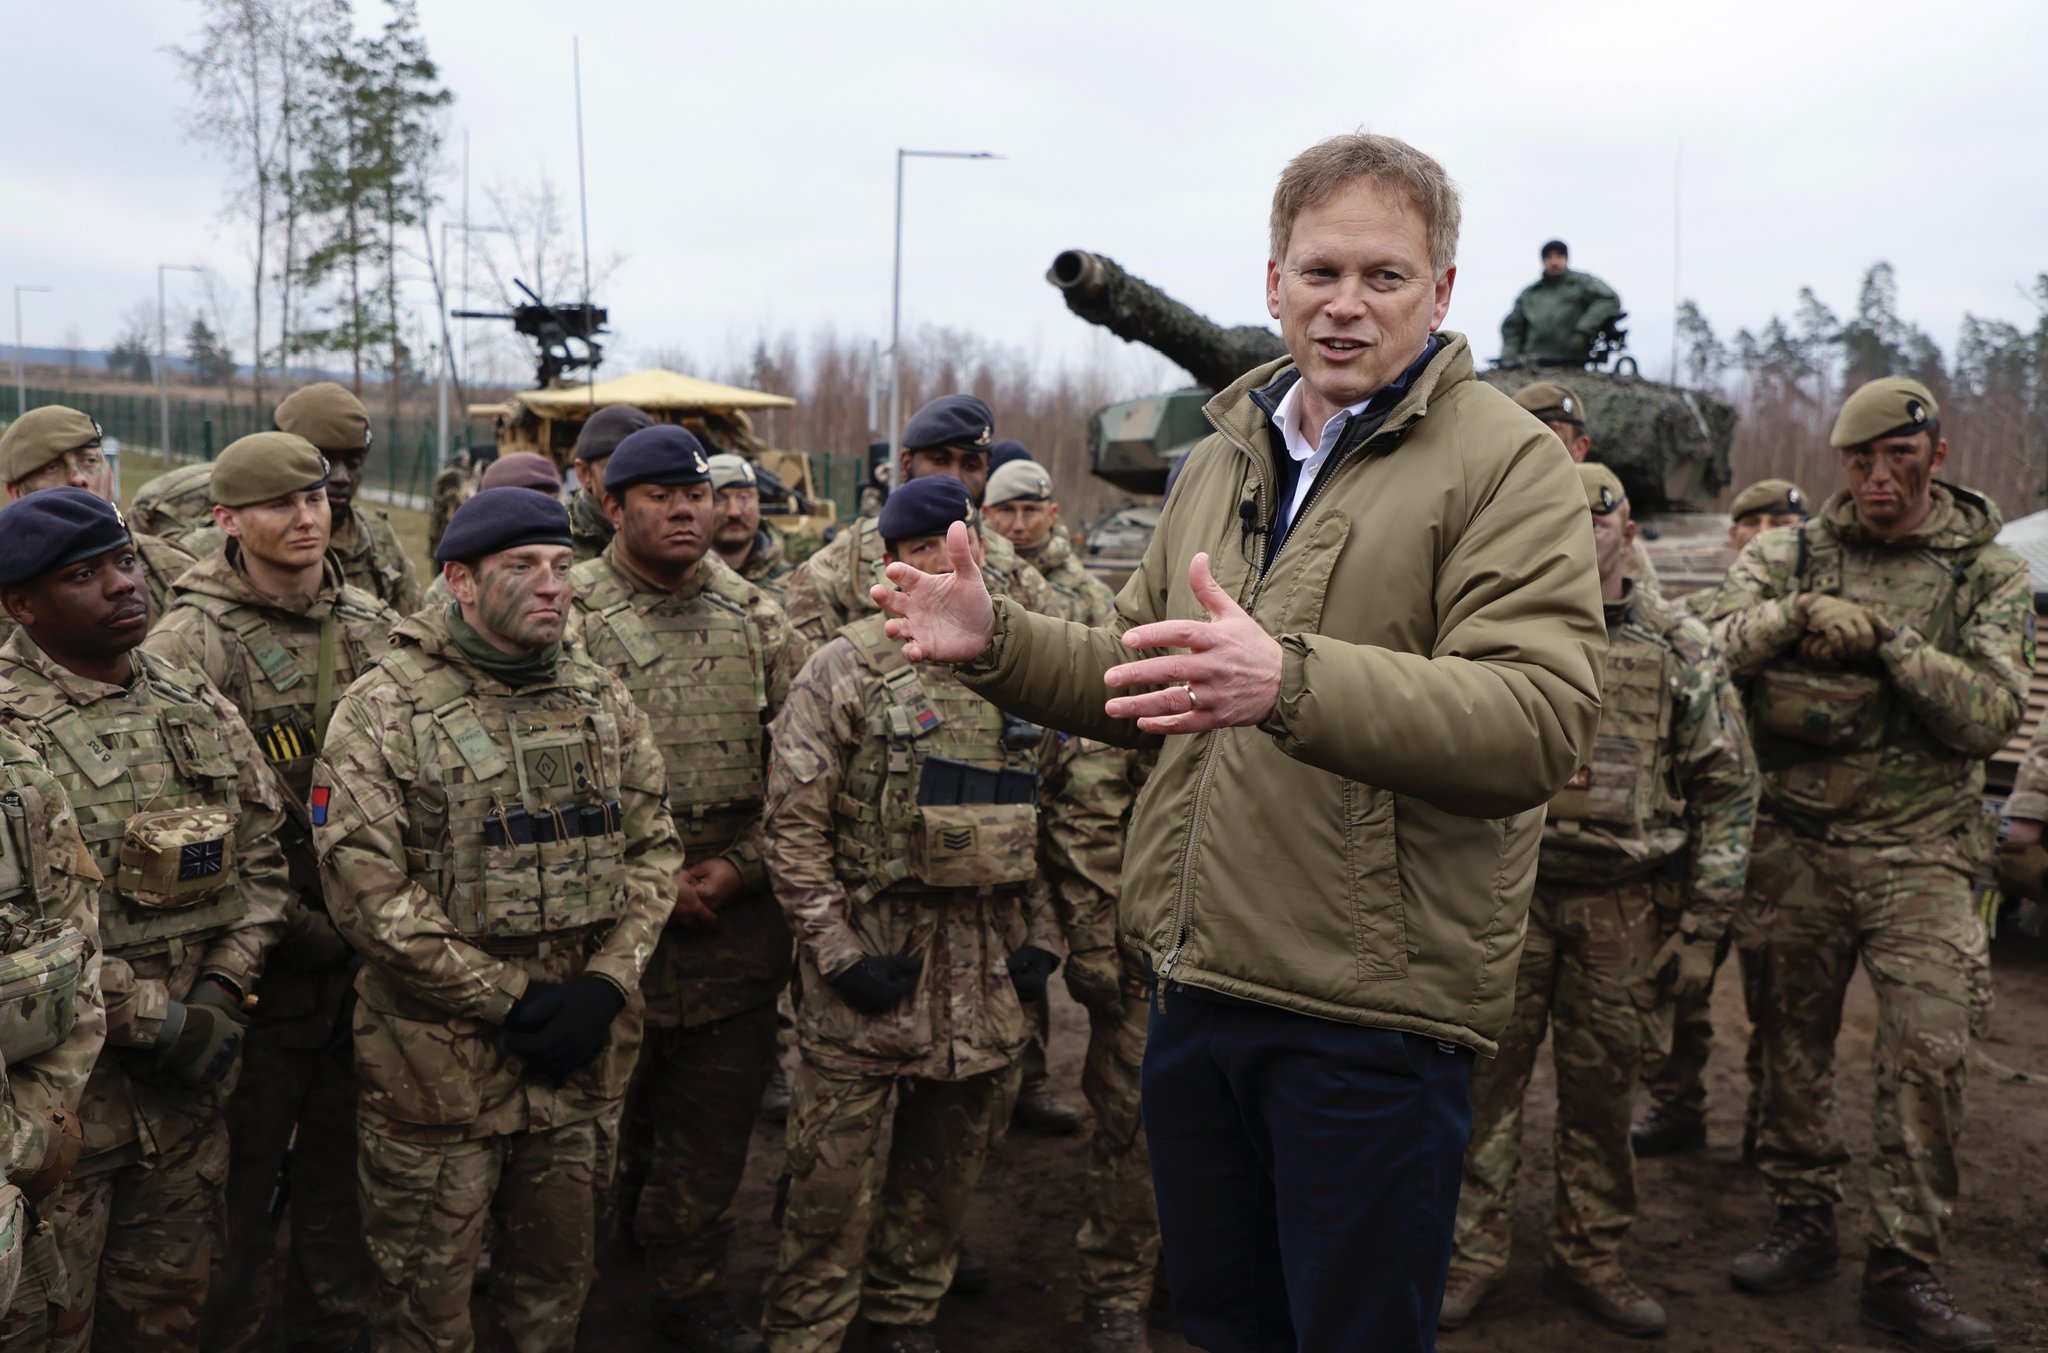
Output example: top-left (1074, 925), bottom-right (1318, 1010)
top-left (986, 439), bottom-right (1031, 472)
top-left (878, 475), bottom-right (975, 547)
top-left (0, 488), bottom-right (134, 588)
top-left (604, 426), bottom-right (711, 495)
top-left (434, 486), bottom-right (573, 563)
top-left (574, 405), bottom-right (655, 462)
top-left (902, 394), bottom-right (994, 454)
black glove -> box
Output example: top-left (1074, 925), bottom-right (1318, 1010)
top-left (827, 955), bottom-right (922, 1015)
top-left (190, 974), bottom-right (250, 1025)
top-left (154, 999), bottom-right (244, 1088)
top-left (505, 980), bottom-right (560, 1030)
top-left (1006, 944), bottom-right (1061, 1003)
top-left (502, 976), bottom-right (624, 1082)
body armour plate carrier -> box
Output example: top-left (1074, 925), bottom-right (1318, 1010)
top-left (1543, 614), bottom-right (1686, 881)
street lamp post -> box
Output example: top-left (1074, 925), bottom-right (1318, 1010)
top-left (12, 285), bottom-right (51, 418)
top-left (157, 263), bottom-right (206, 458)
top-left (439, 221), bottom-right (508, 466)
top-left (887, 148), bottom-right (1003, 492)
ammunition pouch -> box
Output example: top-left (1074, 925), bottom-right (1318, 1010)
top-left (909, 758), bottom-right (1037, 889)
top-left (0, 909), bottom-right (87, 1066)
top-left (117, 806), bottom-right (236, 911)
top-left (1750, 664), bottom-right (1889, 751)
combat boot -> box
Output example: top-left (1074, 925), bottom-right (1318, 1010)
top-left (651, 1294), bottom-right (766, 1353)
top-left (1437, 1265), bottom-right (1505, 1330)
top-left (1079, 1304), bottom-right (1152, 1352)
top-left (867, 1322), bottom-right (941, 1353)
top-left (1729, 1205), bottom-right (1839, 1293)
top-left (1629, 1105), bottom-right (1707, 1157)
top-left (948, 1242), bottom-right (989, 1295)
top-left (1011, 1085), bottom-right (1083, 1136)
top-left (1859, 1250), bottom-right (1995, 1353)
top-left (1540, 1267), bottom-right (1667, 1338)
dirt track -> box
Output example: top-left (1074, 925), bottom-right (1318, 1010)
top-left (579, 932), bottom-right (2048, 1352)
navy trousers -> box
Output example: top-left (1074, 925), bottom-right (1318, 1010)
top-left (1143, 990), bottom-right (1474, 1353)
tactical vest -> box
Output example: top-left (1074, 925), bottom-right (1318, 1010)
top-left (174, 586), bottom-right (394, 799)
top-left (831, 617), bottom-right (1038, 906)
top-left (3, 655), bottom-right (247, 961)
top-left (1543, 614), bottom-right (1685, 877)
top-left (572, 557), bottom-right (767, 857)
top-left (1747, 518), bottom-right (1982, 813)
top-left (334, 510), bottom-right (412, 613)
top-left (0, 752), bottom-right (87, 1067)
top-left (382, 648), bottom-right (631, 944)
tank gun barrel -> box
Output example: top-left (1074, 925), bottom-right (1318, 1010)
top-left (1048, 249), bottom-right (1286, 393)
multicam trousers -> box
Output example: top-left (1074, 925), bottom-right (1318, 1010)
top-left (357, 1117), bottom-right (600, 1353)
top-left (1452, 879), bottom-right (1661, 1281)
top-left (1741, 817), bottom-right (1986, 1261)
top-left (1642, 944), bottom-right (1766, 1137)
top-left (760, 1058), bottom-right (1023, 1353)
top-left (1076, 952), bottom-right (1159, 1310)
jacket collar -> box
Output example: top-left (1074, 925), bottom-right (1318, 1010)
top-left (1206, 331), bottom-right (1474, 463)
top-left (176, 542), bottom-right (346, 619)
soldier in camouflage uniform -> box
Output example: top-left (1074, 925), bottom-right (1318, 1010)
top-left (1711, 379), bottom-right (2020, 1353)
top-left (569, 406), bottom-right (655, 563)
top-left (1442, 465), bottom-right (1757, 1339)
top-left (127, 462), bottom-right (217, 549)
top-left (1635, 475), bottom-right (1812, 1161)
top-left (761, 476), bottom-right (1060, 1353)
top-left (270, 384), bottom-right (423, 616)
top-left (0, 730), bottom-right (103, 1336)
top-left (570, 428), bottom-right (796, 1352)
top-left (311, 487), bottom-right (683, 1353)
top-left (0, 488), bottom-right (292, 1353)
top-left (0, 407), bottom-right (197, 627)
top-left (1512, 381), bottom-right (1664, 600)
top-left (709, 453), bottom-right (795, 598)
top-left (142, 434), bottom-right (398, 1353)
top-left (781, 396), bottom-right (1056, 663)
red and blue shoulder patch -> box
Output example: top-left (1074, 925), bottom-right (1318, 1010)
top-left (310, 786), bottom-right (331, 827)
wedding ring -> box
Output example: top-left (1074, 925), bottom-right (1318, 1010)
top-left (1183, 682), bottom-right (1200, 711)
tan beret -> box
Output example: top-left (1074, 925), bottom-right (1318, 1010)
top-left (274, 382), bottom-right (372, 453)
top-left (0, 406), bottom-right (103, 483)
top-left (1830, 376), bottom-right (1938, 449)
top-left (1515, 380), bottom-right (1586, 426)
top-left (1728, 478), bottom-right (1809, 522)
top-left (1578, 462), bottom-right (1626, 515)
top-left (707, 453), bottom-right (757, 491)
top-left (984, 459), bottom-right (1054, 507)
top-left (211, 433), bottom-right (329, 508)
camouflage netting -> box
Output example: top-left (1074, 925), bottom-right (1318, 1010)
top-left (1480, 369), bottom-right (1737, 512)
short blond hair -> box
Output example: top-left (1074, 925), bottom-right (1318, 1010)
top-left (1269, 133), bottom-right (1462, 278)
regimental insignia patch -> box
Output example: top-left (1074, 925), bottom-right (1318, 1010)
top-left (258, 714), bottom-right (315, 764)
top-left (930, 825), bottom-right (978, 859)
top-left (310, 786), bottom-right (330, 828)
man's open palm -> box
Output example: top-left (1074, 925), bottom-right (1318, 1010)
top-left (872, 521), bottom-right (996, 662)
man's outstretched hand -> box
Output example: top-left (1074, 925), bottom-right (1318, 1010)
top-left (1105, 553), bottom-right (1282, 734)
top-left (872, 521), bottom-right (996, 662)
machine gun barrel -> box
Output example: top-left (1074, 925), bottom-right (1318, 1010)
top-left (1047, 249), bottom-right (1286, 392)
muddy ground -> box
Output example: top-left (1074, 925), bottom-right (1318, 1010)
top-left (577, 933), bottom-right (2048, 1352)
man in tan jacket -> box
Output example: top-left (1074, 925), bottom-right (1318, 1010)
top-left (874, 133), bottom-right (1603, 1352)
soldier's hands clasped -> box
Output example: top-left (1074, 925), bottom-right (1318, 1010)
top-left (154, 998), bottom-right (245, 1089)
top-left (1798, 594), bottom-right (1888, 665)
top-left (1005, 944), bottom-right (1061, 1003)
top-left (827, 954), bottom-right (923, 1014)
top-left (504, 975), bottom-right (627, 1083)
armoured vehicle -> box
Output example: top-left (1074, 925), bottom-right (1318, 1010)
top-left (1047, 248), bottom-right (1742, 591)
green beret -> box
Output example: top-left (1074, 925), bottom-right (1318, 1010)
top-left (1578, 463), bottom-right (1626, 515)
top-left (211, 433), bottom-right (329, 508)
top-left (1830, 377), bottom-right (1938, 449)
top-left (274, 383), bottom-right (372, 453)
top-left (984, 459), bottom-right (1053, 507)
top-left (707, 454), bottom-right (756, 491)
top-left (1515, 380), bottom-right (1586, 427)
top-left (0, 406), bottom-right (103, 484)
top-left (1729, 478), bottom-right (1808, 522)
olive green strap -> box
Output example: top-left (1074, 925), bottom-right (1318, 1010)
top-left (312, 609), bottom-right (338, 745)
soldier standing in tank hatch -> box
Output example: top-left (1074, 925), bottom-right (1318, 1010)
top-left (569, 406), bottom-right (656, 563)
top-left (1710, 378), bottom-right (2022, 1353)
top-left (759, 476), bottom-right (1060, 1353)
top-left (708, 453), bottom-right (795, 598)
top-left (311, 488), bottom-right (681, 1352)
top-left (0, 488), bottom-right (292, 1353)
top-left (0, 730), bottom-right (103, 1338)
top-left (141, 433), bottom-right (398, 1353)
top-left (1499, 240), bottom-right (1623, 367)
top-left (569, 427), bottom-right (797, 1353)
top-left (1440, 464), bottom-right (1756, 1339)
top-left (0, 407), bottom-right (196, 627)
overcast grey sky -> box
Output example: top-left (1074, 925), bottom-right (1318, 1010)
top-left (6, 0), bottom-right (2046, 392)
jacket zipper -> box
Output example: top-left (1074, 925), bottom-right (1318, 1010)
top-left (1151, 401), bottom-right (1413, 1008)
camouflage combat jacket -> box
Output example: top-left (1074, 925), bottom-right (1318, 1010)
top-left (0, 634), bottom-right (290, 1161)
top-left (735, 528), bottom-right (794, 598)
top-left (143, 547), bottom-right (399, 1047)
top-left (2007, 718), bottom-right (2048, 824)
top-left (573, 545), bottom-right (797, 1029)
top-left (569, 487), bottom-right (613, 563)
top-left (781, 515), bottom-right (1056, 661)
top-left (1017, 523), bottom-right (1117, 626)
top-left (765, 614), bottom-right (1055, 1080)
top-left (127, 462), bottom-right (216, 544)
top-left (329, 504), bottom-right (422, 618)
top-left (0, 731), bottom-right (105, 1195)
top-left (1709, 483), bottom-right (2031, 845)
top-left (1541, 586), bottom-right (1757, 937)
top-left (311, 606), bottom-right (683, 1140)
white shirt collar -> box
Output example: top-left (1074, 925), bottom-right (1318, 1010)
top-left (1271, 379), bottom-right (1371, 467)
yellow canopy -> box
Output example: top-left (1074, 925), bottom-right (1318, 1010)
top-left (510, 368), bottom-right (795, 416)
